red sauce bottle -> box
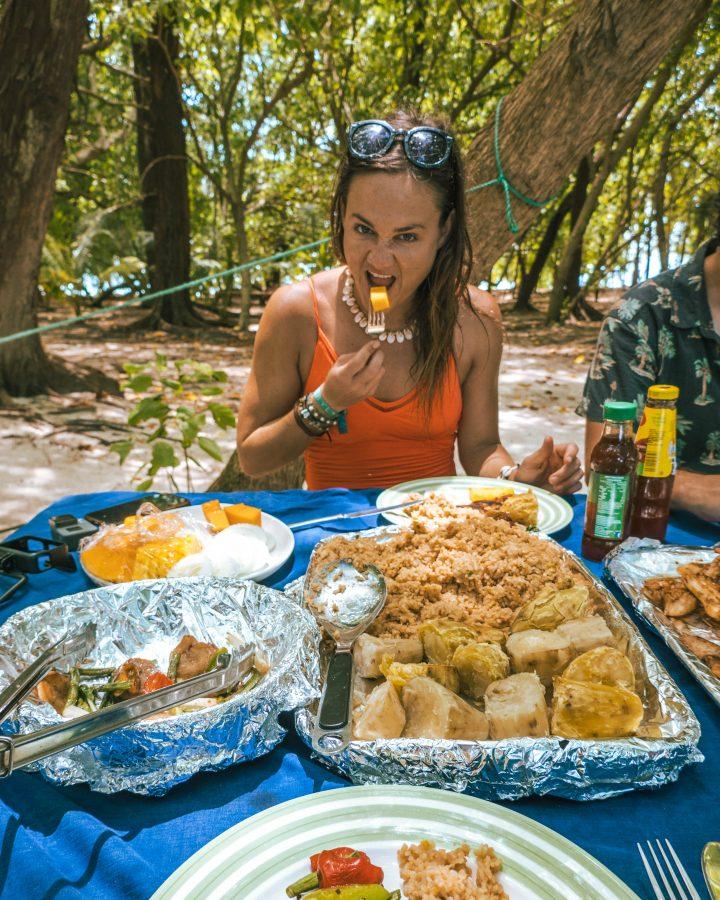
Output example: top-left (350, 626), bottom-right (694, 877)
top-left (628, 384), bottom-right (679, 541)
top-left (582, 401), bottom-right (638, 562)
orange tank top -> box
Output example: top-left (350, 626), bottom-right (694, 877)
top-left (303, 277), bottom-right (463, 490)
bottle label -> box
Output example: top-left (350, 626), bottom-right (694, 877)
top-left (635, 407), bottom-right (676, 478)
top-left (589, 473), bottom-right (631, 539)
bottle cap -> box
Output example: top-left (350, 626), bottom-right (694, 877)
top-left (603, 400), bottom-right (637, 422)
top-left (648, 384), bottom-right (679, 400)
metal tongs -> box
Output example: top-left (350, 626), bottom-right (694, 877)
top-left (0, 622), bottom-right (256, 777)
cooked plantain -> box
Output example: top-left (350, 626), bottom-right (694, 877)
top-left (451, 641), bottom-right (510, 700)
top-left (551, 677), bottom-right (643, 739)
top-left (563, 646), bottom-right (635, 691)
top-left (419, 618), bottom-right (505, 664)
top-left (511, 584), bottom-right (593, 633)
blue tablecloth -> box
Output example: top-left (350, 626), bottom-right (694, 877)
top-left (0, 489), bottom-right (718, 900)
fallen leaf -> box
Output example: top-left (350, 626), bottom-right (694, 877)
top-left (574, 353), bottom-right (586, 364)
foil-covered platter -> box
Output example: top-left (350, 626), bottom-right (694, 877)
top-left (0, 577), bottom-right (320, 795)
top-left (606, 537), bottom-right (720, 708)
top-left (286, 525), bottom-right (701, 801)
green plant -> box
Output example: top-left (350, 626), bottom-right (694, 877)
top-left (111, 352), bottom-right (236, 491)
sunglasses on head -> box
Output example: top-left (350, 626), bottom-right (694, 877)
top-left (347, 120), bottom-right (454, 169)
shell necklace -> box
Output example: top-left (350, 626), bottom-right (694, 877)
top-left (341, 270), bottom-right (415, 343)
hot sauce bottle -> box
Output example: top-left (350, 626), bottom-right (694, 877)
top-left (582, 401), bottom-right (638, 562)
top-left (628, 384), bottom-right (679, 541)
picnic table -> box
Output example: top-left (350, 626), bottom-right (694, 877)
top-left (0, 489), bottom-right (718, 899)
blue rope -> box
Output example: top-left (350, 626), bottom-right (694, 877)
top-left (471, 97), bottom-right (558, 233)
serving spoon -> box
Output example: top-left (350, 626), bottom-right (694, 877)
top-left (304, 558), bottom-right (386, 755)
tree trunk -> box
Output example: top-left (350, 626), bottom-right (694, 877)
top-left (544, 19), bottom-right (690, 323)
top-left (400, 0), bottom-right (426, 93)
top-left (564, 155), bottom-right (591, 302)
top-left (464, 0), bottom-right (712, 281)
top-left (514, 191), bottom-right (573, 311)
top-left (653, 148), bottom-right (670, 272)
top-left (631, 236), bottom-right (642, 284)
top-left (0, 0), bottom-right (100, 396)
top-left (208, 450), bottom-right (306, 492)
top-left (233, 207), bottom-right (252, 333)
top-left (132, 11), bottom-right (199, 327)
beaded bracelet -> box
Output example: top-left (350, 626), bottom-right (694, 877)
top-left (312, 388), bottom-right (348, 434)
top-left (293, 396), bottom-right (328, 437)
top-left (313, 388), bottom-right (340, 418)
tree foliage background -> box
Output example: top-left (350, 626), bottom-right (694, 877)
top-left (43, 0), bottom-right (720, 326)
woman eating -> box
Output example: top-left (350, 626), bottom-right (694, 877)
top-left (236, 110), bottom-right (582, 493)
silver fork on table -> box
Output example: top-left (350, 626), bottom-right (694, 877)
top-left (637, 839), bottom-right (702, 900)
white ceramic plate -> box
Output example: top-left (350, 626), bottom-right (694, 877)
top-left (376, 475), bottom-right (574, 535)
top-left (151, 785), bottom-right (637, 900)
top-left (81, 504), bottom-right (294, 586)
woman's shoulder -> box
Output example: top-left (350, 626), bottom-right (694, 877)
top-left (263, 278), bottom-right (314, 323)
top-left (453, 286), bottom-right (503, 379)
top-left (457, 286), bottom-right (503, 341)
top-left (466, 285), bottom-right (502, 323)
top-left (263, 267), bottom-right (342, 324)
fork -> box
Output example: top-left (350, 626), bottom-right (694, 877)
top-left (637, 839), bottom-right (702, 899)
top-left (366, 308), bottom-right (385, 335)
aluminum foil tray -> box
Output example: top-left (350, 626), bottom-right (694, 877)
top-left (0, 577), bottom-right (320, 795)
top-left (286, 526), bottom-right (701, 801)
top-left (606, 537), bottom-right (720, 709)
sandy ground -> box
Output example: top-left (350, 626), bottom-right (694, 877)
top-left (0, 302), bottom-right (603, 532)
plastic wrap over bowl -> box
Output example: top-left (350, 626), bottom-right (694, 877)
top-left (287, 526), bottom-right (702, 802)
top-left (0, 577), bottom-right (320, 795)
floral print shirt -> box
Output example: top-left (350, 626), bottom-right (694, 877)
top-left (578, 240), bottom-right (720, 472)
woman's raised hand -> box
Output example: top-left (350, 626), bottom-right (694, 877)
top-left (322, 340), bottom-right (385, 411)
top-left (515, 436), bottom-right (584, 495)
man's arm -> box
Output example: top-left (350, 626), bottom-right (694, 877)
top-left (584, 420), bottom-right (603, 483)
top-left (670, 470), bottom-right (720, 522)
top-left (585, 421), bottom-right (720, 522)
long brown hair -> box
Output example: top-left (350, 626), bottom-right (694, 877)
top-left (330, 109), bottom-right (473, 418)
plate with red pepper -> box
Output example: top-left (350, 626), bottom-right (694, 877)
top-left (152, 785), bottom-right (636, 899)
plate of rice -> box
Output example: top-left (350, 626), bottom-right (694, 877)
top-left (377, 475), bottom-right (574, 535)
top-left (151, 785), bottom-right (636, 899)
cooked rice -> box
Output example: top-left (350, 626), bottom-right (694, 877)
top-left (312, 510), bottom-right (577, 638)
top-left (407, 491), bottom-right (537, 530)
top-left (398, 839), bottom-right (507, 899)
